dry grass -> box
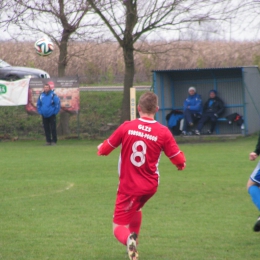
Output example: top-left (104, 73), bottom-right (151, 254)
top-left (0, 40), bottom-right (260, 84)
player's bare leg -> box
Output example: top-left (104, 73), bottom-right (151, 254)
top-left (113, 223), bottom-right (139, 259)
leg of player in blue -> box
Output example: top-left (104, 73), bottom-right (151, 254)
top-left (248, 185), bottom-right (260, 210)
top-left (247, 161), bottom-right (260, 231)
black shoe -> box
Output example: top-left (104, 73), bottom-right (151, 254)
top-left (206, 130), bottom-right (212, 135)
top-left (253, 216), bottom-right (260, 232)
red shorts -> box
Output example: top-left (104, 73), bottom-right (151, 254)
top-left (113, 191), bottom-right (155, 225)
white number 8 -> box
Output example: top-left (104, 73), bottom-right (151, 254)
top-left (130, 141), bottom-right (147, 167)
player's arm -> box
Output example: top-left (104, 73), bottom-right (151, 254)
top-left (97, 123), bottom-right (125, 156)
top-left (163, 129), bottom-right (186, 170)
top-left (250, 152), bottom-right (258, 161)
top-left (250, 132), bottom-right (260, 161)
top-left (170, 151), bottom-right (186, 170)
top-left (97, 140), bottom-right (115, 156)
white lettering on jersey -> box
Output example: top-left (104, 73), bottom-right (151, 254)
top-left (130, 140), bottom-right (147, 167)
top-left (138, 124), bottom-right (151, 132)
top-left (128, 130), bottom-right (158, 142)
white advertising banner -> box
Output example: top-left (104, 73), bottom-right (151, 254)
top-left (0, 79), bottom-right (30, 106)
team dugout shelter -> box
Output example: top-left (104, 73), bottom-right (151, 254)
top-left (152, 66), bottom-right (260, 136)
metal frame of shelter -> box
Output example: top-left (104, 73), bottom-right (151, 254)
top-left (152, 66), bottom-right (260, 136)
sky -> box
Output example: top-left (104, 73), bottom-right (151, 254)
top-left (2, 20), bottom-right (259, 43)
top-left (0, 1), bottom-right (260, 43)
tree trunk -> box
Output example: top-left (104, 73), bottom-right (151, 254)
top-left (57, 30), bottom-right (70, 135)
top-left (57, 111), bottom-right (70, 135)
top-left (58, 30), bottom-right (69, 77)
top-left (120, 1), bottom-right (137, 123)
top-left (120, 45), bottom-right (135, 123)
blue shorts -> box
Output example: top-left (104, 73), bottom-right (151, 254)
top-left (250, 161), bottom-right (260, 184)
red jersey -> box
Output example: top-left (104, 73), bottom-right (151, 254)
top-left (107, 117), bottom-right (182, 196)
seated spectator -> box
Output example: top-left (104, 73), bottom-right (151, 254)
top-left (182, 86), bottom-right (202, 135)
top-left (194, 90), bottom-right (225, 135)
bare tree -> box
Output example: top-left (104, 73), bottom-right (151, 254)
top-left (0, 0), bottom-right (24, 32)
top-left (226, 0), bottom-right (260, 41)
top-left (8, 0), bottom-right (95, 76)
top-left (0, 0), bottom-right (8, 28)
top-left (87, 0), bottom-right (242, 122)
top-left (6, 0), bottom-right (97, 135)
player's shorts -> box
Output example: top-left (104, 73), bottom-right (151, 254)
top-left (113, 191), bottom-right (155, 225)
top-left (250, 161), bottom-right (260, 184)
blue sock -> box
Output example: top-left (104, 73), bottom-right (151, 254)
top-left (248, 185), bottom-right (260, 210)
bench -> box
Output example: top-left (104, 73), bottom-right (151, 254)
top-left (217, 117), bottom-right (227, 122)
top-left (215, 117), bottom-right (244, 135)
top-left (214, 117), bottom-right (227, 134)
top-left (165, 106), bottom-right (244, 135)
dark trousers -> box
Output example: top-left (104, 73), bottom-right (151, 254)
top-left (42, 115), bottom-right (57, 143)
top-left (197, 112), bottom-right (217, 132)
top-left (183, 109), bottom-right (201, 131)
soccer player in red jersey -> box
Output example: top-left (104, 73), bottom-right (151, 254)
top-left (97, 92), bottom-right (186, 260)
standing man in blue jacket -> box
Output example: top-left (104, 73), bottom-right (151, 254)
top-left (37, 83), bottom-right (61, 145)
top-left (182, 86), bottom-right (202, 135)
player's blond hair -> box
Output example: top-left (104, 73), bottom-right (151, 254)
top-left (138, 92), bottom-right (158, 114)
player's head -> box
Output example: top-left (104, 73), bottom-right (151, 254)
top-left (138, 92), bottom-right (159, 114)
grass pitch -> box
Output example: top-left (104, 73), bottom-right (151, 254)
top-left (0, 137), bottom-right (260, 260)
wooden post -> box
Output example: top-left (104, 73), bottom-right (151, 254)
top-left (130, 88), bottom-right (136, 120)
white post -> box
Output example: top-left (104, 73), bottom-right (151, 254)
top-left (130, 87), bottom-right (136, 120)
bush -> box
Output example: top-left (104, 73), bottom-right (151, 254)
top-left (0, 90), bottom-right (145, 140)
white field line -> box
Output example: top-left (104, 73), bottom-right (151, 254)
top-left (2, 182), bottom-right (74, 201)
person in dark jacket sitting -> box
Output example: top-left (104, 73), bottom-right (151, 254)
top-left (195, 90), bottom-right (225, 135)
top-left (37, 83), bottom-right (61, 145)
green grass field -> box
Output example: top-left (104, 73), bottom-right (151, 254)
top-left (0, 137), bottom-right (260, 260)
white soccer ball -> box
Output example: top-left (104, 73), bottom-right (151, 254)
top-left (34, 38), bottom-right (54, 56)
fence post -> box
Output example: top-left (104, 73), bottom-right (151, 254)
top-left (130, 88), bottom-right (136, 121)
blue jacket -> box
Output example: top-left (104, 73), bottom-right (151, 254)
top-left (168, 114), bottom-right (184, 128)
top-left (37, 90), bottom-right (60, 118)
top-left (183, 93), bottom-right (202, 114)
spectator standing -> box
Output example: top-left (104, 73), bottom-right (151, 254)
top-left (247, 133), bottom-right (260, 231)
top-left (195, 90), bottom-right (225, 135)
top-left (97, 92), bottom-right (186, 260)
top-left (182, 86), bottom-right (202, 135)
top-left (37, 83), bottom-right (61, 145)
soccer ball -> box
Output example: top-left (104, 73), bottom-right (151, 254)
top-left (34, 38), bottom-right (54, 56)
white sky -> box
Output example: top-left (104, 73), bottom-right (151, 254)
top-left (2, 20), bottom-right (258, 43)
top-left (1, 1), bottom-right (260, 43)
